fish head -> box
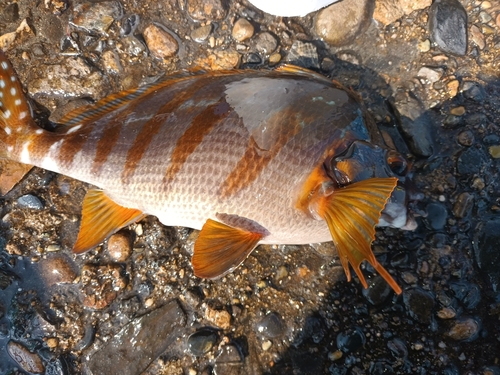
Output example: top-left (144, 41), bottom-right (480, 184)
top-left (325, 140), bottom-right (417, 230)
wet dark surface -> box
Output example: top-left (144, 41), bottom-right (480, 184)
top-left (1, 0), bottom-right (500, 374)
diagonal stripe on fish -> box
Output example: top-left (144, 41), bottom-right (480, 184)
top-left (0, 49), bottom-right (415, 294)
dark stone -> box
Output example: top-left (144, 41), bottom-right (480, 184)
top-left (425, 202), bottom-right (448, 230)
top-left (362, 276), bottom-right (393, 305)
top-left (450, 282), bottom-right (481, 309)
top-left (429, 0), bottom-right (468, 55)
top-left (336, 327), bottom-right (366, 353)
top-left (403, 287), bottom-right (435, 324)
top-left (188, 328), bottom-right (218, 356)
top-left (457, 146), bottom-right (489, 175)
top-left (86, 300), bottom-right (186, 375)
top-left (256, 312), bottom-right (284, 338)
top-left (387, 338), bottom-right (408, 359)
top-left (17, 194), bottom-right (44, 210)
top-left (291, 349), bottom-right (324, 375)
top-left (473, 219), bottom-right (500, 291)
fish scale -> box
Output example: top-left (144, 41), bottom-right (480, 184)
top-left (0, 49), bottom-right (411, 293)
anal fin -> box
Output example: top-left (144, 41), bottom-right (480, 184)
top-left (192, 219), bottom-right (264, 279)
top-left (317, 177), bottom-right (402, 294)
top-left (73, 189), bottom-right (144, 254)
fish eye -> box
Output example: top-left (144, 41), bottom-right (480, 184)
top-left (386, 151), bottom-right (408, 176)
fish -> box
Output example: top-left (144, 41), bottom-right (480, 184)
top-left (0, 50), bottom-right (414, 294)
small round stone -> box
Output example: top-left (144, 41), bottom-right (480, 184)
top-left (261, 340), bottom-right (272, 351)
top-left (107, 230), bottom-right (133, 262)
top-left (143, 24), bottom-right (179, 60)
top-left (256, 312), bottom-right (284, 338)
top-left (7, 341), bottom-right (45, 374)
top-left (232, 18), bottom-right (254, 42)
top-left (336, 327), bottom-right (366, 353)
top-left (489, 145), bottom-right (500, 158)
top-left (17, 194), bottom-right (43, 210)
top-left (254, 32), bottom-right (277, 55)
top-left (188, 329), bottom-right (218, 356)
top-left (457, 130), bottom-right (474, 146)
top-left (46, 337), bottom-right (59, 349)
top-left (205, 306), bottom-right (231, 329)
top-left (447, 318), bottom-right (480, 341)
top-left (38, 255), bottom-right (77, 286)
top-left (191, 24), bottom-right (212, 43)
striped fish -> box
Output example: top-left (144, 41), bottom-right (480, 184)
top-left (0, 50), bottom-right (413, 294)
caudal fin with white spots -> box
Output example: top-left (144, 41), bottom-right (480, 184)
top-left (0, 49), bottom-right (35, 159)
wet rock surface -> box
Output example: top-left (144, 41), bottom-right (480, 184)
top-left (0, 0), bottom-right (500, 374)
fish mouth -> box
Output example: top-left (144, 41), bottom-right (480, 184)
top-left (325, 140), bottom-right (418, 231)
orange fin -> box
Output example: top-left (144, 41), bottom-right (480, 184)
top-left (318, 177), bottom-right (402, 294)
top-left (275, 64), bottom-right (331, 82)
top-left (73, 189), bottom-right (144, 254)
top-left (192, 219), bottom-right (264, 279)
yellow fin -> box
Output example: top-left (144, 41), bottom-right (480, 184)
top-left (73, 189), bottom-right (144, 254)
top-left (318, 177), bottom-right (402, 294)
top-left (192, 219), bottom-right (264, 279)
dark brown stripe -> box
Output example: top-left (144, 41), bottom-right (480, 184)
top-left (163, 99), bottom-right (231, 184)
top-left (90, 119), bottom-right (123, 175)
top-left (57, 123), bottom-right (95, 168)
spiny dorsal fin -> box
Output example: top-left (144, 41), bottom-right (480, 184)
top-left (275, 64), bottom-right (331, 82)
top-left (317, 177), bottom-right (402, 294)
top-left (192, 219), bottom-right (264, 279)
top-left (73, 189), bottom-right (144, 254)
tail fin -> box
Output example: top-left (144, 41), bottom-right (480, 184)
top-left (0, 49), bottom-right (35, 159)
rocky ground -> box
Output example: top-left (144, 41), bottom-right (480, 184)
top-left (0, 0), bottom-right (500, 374)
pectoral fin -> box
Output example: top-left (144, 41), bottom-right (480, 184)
top-left (73, 189), bottom-right (144, 254)
top-left (192, 219), bottom-right (264, 279)
top-left (317, 177), bottom-right (402, 294)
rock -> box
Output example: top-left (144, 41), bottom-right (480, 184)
top-left (0, 160), bottom-right (32, 196)
top-left (191, 24), bottom-right (213, 43)
top-left (392, 92), bottom-right (434, 157)
top-left (1, 2), bottom-right (19, 23)
top-left (107, 230), bottom-right (133, 262)
top-left (387, 338), bottom-right (408, 359)
top-left (453, 192), bottom-right (474, 219)
top-left (256, 312), bottom-right (285, 338)
top-left (7, 341), bottom-right (45, 374)
top-left (429, 0), bottom-right (468, 55)
top-left (417, 67), bottom-right (443, 83)
top-left (336, 327), bottom-right (366, 353)
top-left (362, 275), bottom-right (393, 305)
top-left (120, 14), bottom-right (140, 37)
top-left (0, 19), bottom-right (33, 51)
top-left (447, 318), bottom-right (480, 341)
top-left (81, 264), bottom-right (128, 310)
top-left (314, 0), bottom-right (372, 46)
top-left (70, 1), bottom-right (123, 35)
top-left (425, 202), bottom-right (447, 230)
top-left (457, 130), bottom-right (474, 146)
top-left (186, 0), bottom-right (228, 21)
top-left (38, 255), bottom-right (77, 286)
top-left (446, 79), bottom-right (459, 97)
top-left (254, 32), bottom-right (278, 55)
top-left (17, 194), bottom-right (43, 210)
top-left (188, 328), bottom-right (218, 356)
top-left (403, 287), bottom-right (434, 324)
top-left (205, 306), bottom-right (231, 329)
top-left (101, 50), bottom-right (123, 74)
top-left (286, 41), bottom-right (319, 69)
top-left (143, 24), bottom-right (179, 61)
top-left (200, 49), bottom-right (240, 70)
top-left (232, 18), bottom-right (254, 42)
top-left (470, 25), bottom-right (485, 50)
top-left (86, 300), bottom-right (186, 374)
top-left (462, 82), bottom-right (486, 102)
top-left (374, 0), bottom-right (432, 26)
top-left (457, 146), bottom-right (489, 175)
top-left (474, 219), bottom-right (500, 291)
top-left (489, 145), bottom-right (500, 158)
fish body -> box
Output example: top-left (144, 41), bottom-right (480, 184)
top-left (0, 51), bottom-right (412, 293)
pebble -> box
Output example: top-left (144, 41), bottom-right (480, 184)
top-left (70, 1), bottom-right (123, 35)
top-left (254, 32), bottom-right (277, 55)
top-left (457, 146), bottom-right (489, 175)
top-left (143, 24), bottom-right (179, 61)
top-left (470, 25), bottom-right (485, 50)
top-left (314, 0), bottom-right (370, 46)
top-left (387, 338), bottom-right (408, 359)
top-left (417, 67), bottom-right (442, 83)
top-left (0, 160), bottom-right (32, 196)
top-left (457, 130), bottom-right (474, 146)
top-left (203, 49), bottom-right (240, 70)
top-left (186, 0), bottom-right (228, 21)
top-left (336, 327), bottom-right (366, 353)
top-left (473, 219), bottom-right (500, 291)
top-left (38, 255), bottom-right (77, 286)
top-left (120, 14), bottom-right (140, 37)
top-left (101, 50), bottom-right (122, 74)
top-left (403, 287), bottom-right (435, 324)
top-left (425, 202), bottom-right (448, 230)
top-left (205, 306), bottom-right (231, 329)
top-left (188, 329), bottom-right (218, 356)
top-left (286, 41), bottom-right (319, 69)
top-left (7, 341), bottom-right (45, 374)
top-left (87, 300), bottom-right (186, 375)
top-left (81, 264), bottom-right (128, 310)
top-left (450, 106), bottom-right (465, 116)
top-left (17, 194), bottom-right (43, 210)
top-left (268, 52), bottom-right (281, 65)
top-left (256, 312), bottom-right (284, 338)
top-left (437, 307), bottom-right (457, 319)
top-left (488, 145), bottom-right (500, 159)
top-left (446, 79), bottom-right (459, 97)
top-left (429, 0), bottom-right (468, 55)
top-left (261, 340), bottom-right (272, 351)
top-left (232, 18), bottom-right (254, 42)
top-left (191, 24), bottom-right (212, 43)
top-left (362, 276), bottom-right (393, 305)
top-left (107, 230), bottom-right (133, 262)
top-left (479, 11), bottom-right (492, 23)
top-left (453, 192), bottom-right (474, 219)
top-left (462, 82), bottom-right (486, 102)
top-left (374, 0), bottom-right (432, 26)
top-left (418, 39), bottom-right (431, 52)
top-left (393, 92), bottom-right (434, 157)
top-left (447, 318), bottom-right (480, 341)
